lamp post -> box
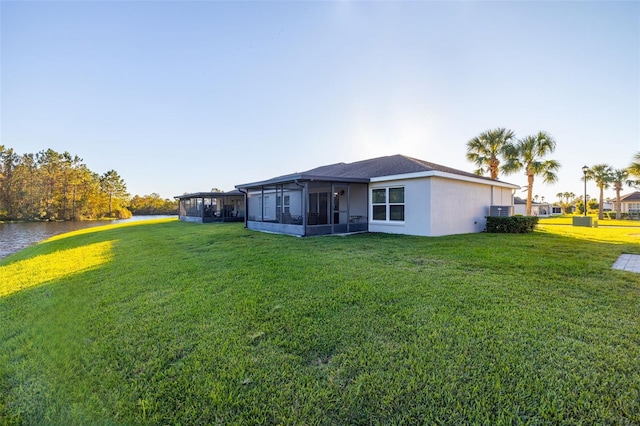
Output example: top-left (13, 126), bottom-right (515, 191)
top-left (582, 165), bottom-right (589, 216)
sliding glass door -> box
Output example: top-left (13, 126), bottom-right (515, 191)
top-left (308, 191), bottom-right (329, 225)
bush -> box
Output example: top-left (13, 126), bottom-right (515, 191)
top-left (618, 213), bottom-right (628, 220)
top-left (486, 216), bottom-right (539, 233)
top-left (604, 212), bottom-right (630, 220)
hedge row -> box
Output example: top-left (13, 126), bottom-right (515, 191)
top-left (486, 216), bottom-right (539, 233)
top-left (603, 212), bottom-right (640, 220)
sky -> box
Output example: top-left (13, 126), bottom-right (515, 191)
top-left (1, 0), bottom-right (639, 203)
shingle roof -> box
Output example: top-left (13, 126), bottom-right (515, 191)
top-left (620, 191), bottom-right (640, 202)
top-left (302, 155), bottom-right (488, 180)
top-left (236, 154), bottom-right (518, 188)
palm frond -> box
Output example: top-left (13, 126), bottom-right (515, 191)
top-left (628, 152), bottom-right (640, 177)
top-left (466, 128), bottom-right (516, 179)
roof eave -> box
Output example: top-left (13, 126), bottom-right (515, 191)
top-left (236, 174), bottom-right (369, 189)
top-left (302, 174), bottom-right (370, 184)
top-left (174, 191), bottom-right (243, 200)
top-left (235, 173), bottom-right (305, 189)
top-left (370, 170), bottom-right (521, 189)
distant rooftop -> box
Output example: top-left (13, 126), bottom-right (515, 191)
top-left (514, 196), bottom-right (550, 205)
top-left (620, 191), bottom-right (640, 202)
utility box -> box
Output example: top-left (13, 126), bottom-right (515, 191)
top-left (573, 216), bottom-right (593, 227)
top-left (489, 206), bottom-right (513, 217)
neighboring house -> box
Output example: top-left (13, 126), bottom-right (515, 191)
top-left (620, 191), bottom-right (640, 218)
top-left (176, 191), bottom-right (245, 223)
top-left (513, 197), bottom-right (558, 217)
top-left (235, 154), bottom-right (520, 237)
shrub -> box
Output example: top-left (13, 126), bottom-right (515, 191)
top-left (604, 212), bottom-right (629, 220)
top-left (486, 216), bottom-right (539, 233)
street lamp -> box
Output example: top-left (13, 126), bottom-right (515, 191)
top-left (582, 165), bottom-right (589, 217)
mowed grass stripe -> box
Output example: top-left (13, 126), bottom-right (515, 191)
top-left (1, 219), bottom-right (638, 424)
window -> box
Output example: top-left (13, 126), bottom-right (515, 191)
top-left (389, 187), bottom-right (405, 221)
top-left (372, 189), bottom-right (386, 220)
top-left (371, 187), bottom-right (404, 222)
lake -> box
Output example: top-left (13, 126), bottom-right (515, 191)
top-left (0, 216), bottom-right (176, 260)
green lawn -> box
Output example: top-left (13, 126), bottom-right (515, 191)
top-left (1, 219), bottom-right (639, 425)
top-left (539, 214), bottom-right (640, 227)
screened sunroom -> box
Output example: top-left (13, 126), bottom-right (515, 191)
top-left (238, 178), bottom-right (369, 237)
top-left (175, 191), bottom-right (245, 223)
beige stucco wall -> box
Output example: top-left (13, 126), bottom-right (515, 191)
top-left (368, 177), bottom-right (430, 236)
top-left (429, 177), bottom-right (506, 236)
top-left (368, 176), bottom-right (514, 237)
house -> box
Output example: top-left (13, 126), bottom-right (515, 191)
top-left (513, 197), bottom-right (558, 217)
top-left (176, 190), bottom-right (245, 223)
top-left (235, 154), bottom-right (520, 237)
top-left (620, 191), bottom-right (640, 219)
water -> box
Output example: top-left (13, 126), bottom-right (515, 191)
top-left (0, 216), bottom-right (176, 260)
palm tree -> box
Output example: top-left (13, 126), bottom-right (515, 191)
top-left (611, 168), bottom-right (633, 219)
top-left (502, 131), bottom-right (560, 216)
top-left (568, 192), bottom-right (576, 213)
top-left (629, 152), bottom-right (640, 178)
top-left (586, 164), bottom-right (613, 220)
top-left (556, 192), bottom-right (567, 213)
top-left (466, 128), bottom-right (515, 179)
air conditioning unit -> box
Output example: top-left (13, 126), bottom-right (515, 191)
top-left (489, 205), bottom-right (513, 217)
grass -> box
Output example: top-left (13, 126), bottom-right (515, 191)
top-left (1, 218), bottom-right (639, 425)
top-left (539, 214), bottom-right (640, 227)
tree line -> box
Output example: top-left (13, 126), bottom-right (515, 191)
top-left (0, 146), bottom-right (177, 221)
top-left (582, 155), bottom-right (640, 219)
top-left (465, 129), bottom-right (640, 219)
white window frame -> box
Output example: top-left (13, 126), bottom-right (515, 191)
top-left (371, 186), bottom-right (405, 223)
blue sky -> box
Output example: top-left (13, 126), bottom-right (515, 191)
top-left (2, 1), bottom-right (639, 203)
